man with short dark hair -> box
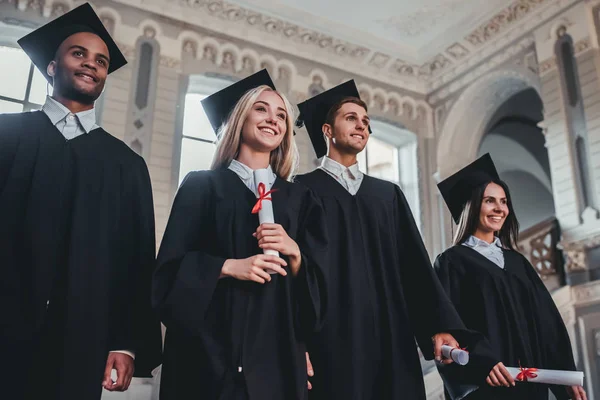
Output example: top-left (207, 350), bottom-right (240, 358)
top-left (296, 80), bottom-right (467, 400)
top-left (0, 4), bottom-right (162, 400)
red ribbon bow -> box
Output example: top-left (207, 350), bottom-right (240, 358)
top-left (252, 182), bottom-right (277, 214)
top-left (516, 361), bottom-right (538, 382)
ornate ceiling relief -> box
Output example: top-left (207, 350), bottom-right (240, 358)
top-left (466, 0), bottom-right (549, 46)
top-left (1, 0), bottom-right (582, 100)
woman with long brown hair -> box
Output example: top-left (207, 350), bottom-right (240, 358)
top-left (152, 70), bottom-right (328, 400)
top-left (434, 154), bottom-right (585, 400)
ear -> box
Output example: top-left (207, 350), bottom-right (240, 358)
top-left (47, 60), bottom-right (56, 77)
top-left (322, 124), bottom-right (333, 140)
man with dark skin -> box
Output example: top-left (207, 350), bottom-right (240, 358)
top-left (0, 4), bottom-right (161, 400)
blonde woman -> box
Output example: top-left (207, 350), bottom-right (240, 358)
top-left (153, 70), bottom-right (328, 400)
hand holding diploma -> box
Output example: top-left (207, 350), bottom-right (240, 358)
top-left (485, 362), bottom-right (515, 388)
top-left (252, 169), bottom-right (278, 257)
top-left (432, 333), bottom-right (460, 365)
top-left (505, 365), bottom-right (584, 386)
top-left (441, 345), bottom-right (469, 365)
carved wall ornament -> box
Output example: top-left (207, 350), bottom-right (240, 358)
top-left (466, 0), bottom-right (549, 46)
top-left (143, 26), bottom-right (156, 39)
top-left (446, 43), bottom-right (470, 60)
top-left (565, 248), bottom-right (588, 272)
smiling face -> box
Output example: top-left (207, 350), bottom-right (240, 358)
top-left (475, 182), bottom-right (509, 236)
top-left (324, 101), bottom-right (370, 156)
top-left (48, 31), bottom-right (110, 104)
top-left (240, 89), bottom-right (288, 153)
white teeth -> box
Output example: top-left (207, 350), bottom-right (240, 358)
top-left (77, 74), bottom-right (94, 82)
top-left (260, 128), bottom-right (275, 135)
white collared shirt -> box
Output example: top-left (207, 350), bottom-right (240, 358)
top-left (462, 235), bottom-right (505, 268)
top-left (228, 159), bottom-right (277, 196)
top-left (41, 96), bottom-right (99, 140)
top-left (319, 156), bottom-right (364, 195)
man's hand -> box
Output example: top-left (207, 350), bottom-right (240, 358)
top-left (432, 333), bottom-right (459, 364)
top-left (102, 352), bottom-right (134, 392)
top-left (306, 352), bottom-right (314, 390)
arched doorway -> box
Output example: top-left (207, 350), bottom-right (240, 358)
top-left (478, 88), bottom-right (555, 231)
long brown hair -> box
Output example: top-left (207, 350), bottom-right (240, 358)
top-left (210, 85), bottom-right (298, 180)
top-left (453, 179), bottom-right (520, 250)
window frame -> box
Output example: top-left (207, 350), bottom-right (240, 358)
top-left (171, 74), bottom-right (235, 193)
top-left (0, 45), bottom-right (44, 112)
top-left (359, 119), bottom-right (421, 230)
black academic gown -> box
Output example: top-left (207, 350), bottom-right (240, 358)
top-left (295, 169), bottom-right (467, 400)
top-left (434, 245), bottom-right (577, 400)
top-left (153, 168), bottom-right (328, 400)
top-left (0, 111), bottom-right (162, 400)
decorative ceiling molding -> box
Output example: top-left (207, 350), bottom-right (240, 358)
top-left (0, 0), bottom-right (583, 98)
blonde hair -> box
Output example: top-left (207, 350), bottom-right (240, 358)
top-left (210, 85), bottom-right (298, 180)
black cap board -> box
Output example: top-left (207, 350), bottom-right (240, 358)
top-left (18, 3), bottom-right (127, 85)
top-left (437, 153), bottom-right (500, 224)
top-left (296, 79), bottom-right (371, 158)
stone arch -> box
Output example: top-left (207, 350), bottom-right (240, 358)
top-left (437, 66), bottom-right (541, 179)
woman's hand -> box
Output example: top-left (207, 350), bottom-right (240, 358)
top-left (221, 255), bottom-right (287, 283)
top-left (566, 385), bottom-right (587, 400)
top-left (255, 223), bottom-right (302, 276)
top-left (485, 362), bottom-right (515, 388)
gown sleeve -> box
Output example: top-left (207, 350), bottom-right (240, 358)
top-left (433, 252), bottom-right (500, 400)
top-left (292, 188), bottom-right (328, 337)
top-left (520, 254), bottom-right (577, 400)
top-left (0, 114), bottom-right (21, 193)
top-left (110, 155), bottom-right (162, 377)
top-left (152, 171), bottom-right (227, 335)
top-left (393, 186), bottom-right (465, 356)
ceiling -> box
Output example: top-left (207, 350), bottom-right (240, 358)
top-left (228, 0), bottom-right (510, 64)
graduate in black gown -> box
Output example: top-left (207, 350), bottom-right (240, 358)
top-left (295, 81), bottom-right (470, 400)
top-left (153, 70), bottom-right (328, 400)
top-left (434, 154), bottom-right (586, 400)
top-left (0, 4), bottom-right (162, 400)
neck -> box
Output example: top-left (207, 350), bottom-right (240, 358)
top-left (51, 93), bottom-right (94, 113)
top-left (327, 147), bottom-right (358, 168)
top-left (473, 229), bottom-right (495, 244)
top-left (236, 144), bottom-right (271, 170)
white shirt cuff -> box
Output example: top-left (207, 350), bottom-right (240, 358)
top-left (110, 350), bottom-right (135, 359)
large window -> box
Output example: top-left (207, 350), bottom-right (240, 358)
top-left (357, 120), bottom-right (421, 229)
top-left (177, 75), bottom-right (233, 184)
top-left (0, 46), bottom-right (48, 113)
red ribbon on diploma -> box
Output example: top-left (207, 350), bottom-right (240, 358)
top-left (252, 182), bottom-right (277, 214)
top-left (516, 361), bottom-right (538, 382)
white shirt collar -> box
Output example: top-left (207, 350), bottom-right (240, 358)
top-left (42, 96), bottom-right (97, 134)
top-left (320, 156), bottom-right (362, 180)
top-left (463, 235), bottom-right (503, 249)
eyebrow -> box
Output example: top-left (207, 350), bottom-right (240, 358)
top-left (254, 100), bottom-right (287, 114)
top-left (483, 195), bottom-right (507, 200)
top-left (67, 45), bottom-right (110, 63)
top-left (344, 111), bottom-right (370, 122)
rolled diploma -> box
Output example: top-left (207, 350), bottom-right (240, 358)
top-left (253, 169), bottom-right (279, 264)
top-left (505, 367), bottom-right (583, 386)
top-left (441, 345), bottom-right (469, 365)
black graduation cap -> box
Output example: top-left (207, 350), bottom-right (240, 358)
top-left (296, 80), bottom-right (371, 158)
top-left (17, 3), bottom-right (127, 85)
top-left (437, 153), bottom-right (500, 224)
top-left (201, 69), bottom-right (276, 134)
